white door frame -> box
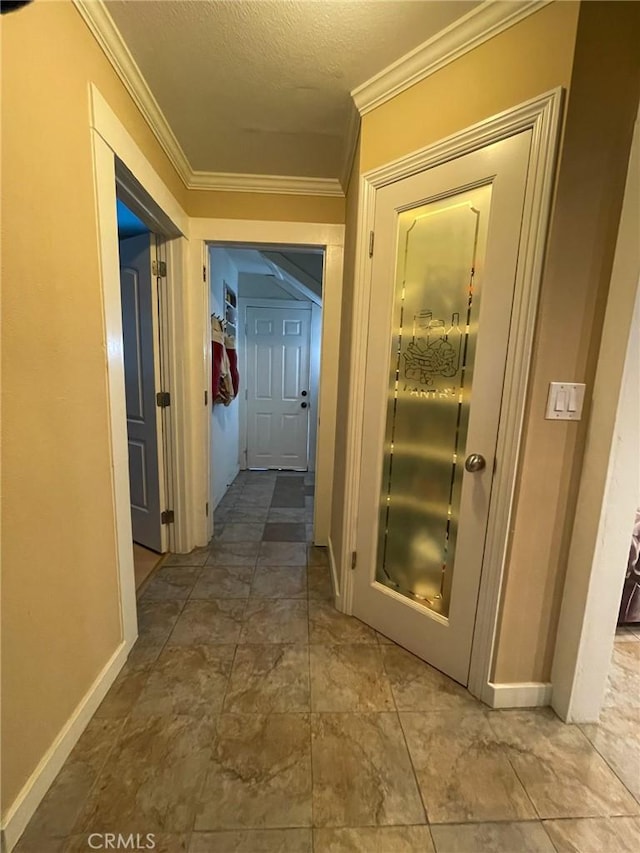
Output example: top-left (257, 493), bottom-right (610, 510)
top-left (238, 298), bottom-right (316, 473)
top-left (551, 115), bottom-right (640, 723)
top-left (90, 84), bottom-right (190, 648)
top-left (340, 89), bottom-right (563, 706)
top-left (191, 221), bottom-right (345, 546)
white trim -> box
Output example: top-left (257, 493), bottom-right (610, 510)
top-left (486, 682), bottom-right (553, 709)
top-left (309, 303), bottom-right (322, 472)
top-left (192, 219), bottom-right (344, 247)
top-left (195, 220), bottom-right (344, 549)
top-left (74, 0), bottom-right (191, 185)
top-left (91, 86), bottom-right (190, 238)
top-left (551, 116), bottom-right (640, 724)
top-left (5, 82), bottom-right (196, 853)
top-left (90, 83), bottom-right (197, 554)
top-left (189, 172), bottom-right (343, 197)
top-left (1, 641), bottom-right (131, 852)
top-left (352, 1), bottom-right (551, 116)
top-left (340, 102), bottom-right (361, 192)
top-left (262, 252), bottom-right (323, 306)
top-left (150, 238), bottom-right (169, 553)
top-left (75, 1), bottom-right (345, 199)
top-left (75, 0), bottom-right (550, 198)
top-left (91, 133), bottom-right (138, 648)
top-left (327, 535), bottom-right (341, 606)
top-left (340, 89), bottom-right (563, 706)
top-left (333, 172), bottom-right (372, 619)
top-left (238, 298), bottom-right (311, 311)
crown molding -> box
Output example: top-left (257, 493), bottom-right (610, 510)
top-left (188, 172), bottom-right (344, 197)
top-left (73, 0), bottom-right (344, 198)
top-left (73, 0), bottom-right (191, 185)
top-left (352, 0), bottom-right (552, 116)
top-left (340, 101), bottom-right (361, 193)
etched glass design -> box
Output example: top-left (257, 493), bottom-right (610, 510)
top-left (376, 185), bottom-right (492, 618)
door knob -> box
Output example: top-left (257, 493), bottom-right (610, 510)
top-left (301, 390), bottom-right (308, 397)
top-left (301, 402), bottom-right (308, 409)
top-left (464, 453), bottom-right (486, 472)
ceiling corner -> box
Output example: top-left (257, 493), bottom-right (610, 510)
top-left (73, 0), bottom-right (192, 185)
top-left (351, 0), bottom-right (552, 116)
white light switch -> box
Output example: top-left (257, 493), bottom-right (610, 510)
top-left (546, 382), bottom-right (586, 420)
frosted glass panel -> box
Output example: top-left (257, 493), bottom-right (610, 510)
top-left (376, 185), bottom-right (492, 618)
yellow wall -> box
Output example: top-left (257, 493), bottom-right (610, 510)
top-left (0, 0), bottom-right (192, 813)
top-left (360, 1), bottom-right (579, 173)
top-left (187, 189), bottom-right (345, 223)
top-left (342, 0), bottom-right (640, 684)
top-left (330, 139), bottom-right (361, 564)
top-left (493, 0), bottom-right (640, 681)
top-left (332, 1), bottom-right (578, 683)
top-left (0, 0), bottom-right (343, 819)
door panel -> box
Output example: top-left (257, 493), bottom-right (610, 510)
top-left (353, 132), bottom-right (532, 685)
top-left (119, 233), bottom-right (164, 552)
top-left (246, 305), bottom-right (311, 469)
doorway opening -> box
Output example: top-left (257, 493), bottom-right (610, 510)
top-left (116, 198), bottom-right (169, 590)
top-left (208, 244), bottom-right (324, 545)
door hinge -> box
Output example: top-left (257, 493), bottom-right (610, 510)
top-left (156, 391), bottom-right (171, 407)
top-left (204, 390), bottom-right (208, 406)
top-left (245, 389), bottom-right (248, 400)
top-left (152, 260), bottom-right (167, 277)
top-left (161, 510), bottom-right (175, 524)
top-left (205, 502), bottom-right (209, 517)
top-left (368, 231), bottom-right (375, 258)
top-left (351, 550), bottom-right (357, 570)
top-left (203, 265), bottom-right (207, 282)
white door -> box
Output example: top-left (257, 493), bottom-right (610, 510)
top-left (246, 305), bottom-right (311, 470)
top-left (119, 233), bottom-right (166, 552)
top-left (353, 132), bottom-right (532, 685)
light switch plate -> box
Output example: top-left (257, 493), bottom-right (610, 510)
top-left (545, 382), bottom-right (586, 420)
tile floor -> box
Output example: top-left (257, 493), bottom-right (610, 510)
top-left (15, 472), bottom-right (640, 852)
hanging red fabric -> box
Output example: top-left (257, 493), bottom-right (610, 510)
top-left (211, 316), bottom-right (225, 399)
top-left (225, 332), bottom-right (240, 398)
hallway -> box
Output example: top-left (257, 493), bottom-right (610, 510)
top-left (15, 472), bottom-right (640, 852)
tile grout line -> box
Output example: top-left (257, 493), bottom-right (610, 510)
top-left (385, 646), bottom-right (433, 839)
top-left (574, 721), bottom-right (640, 810)
top-left (485, 710), bottom-right (550, 828)
top-left (308, 637), bottom-right (316, 849)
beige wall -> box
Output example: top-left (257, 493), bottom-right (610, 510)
top-left (338, 0), bottom-right (640, 685)
top-left (330, 140), bottom-right (361, 565)
top-left (188, 189), bottom-right (344, 223)
top-left (0, 0), bottom-right (190, 814)
top-left (493, 0), bottom-right (640, 682)
top-left (0, 0), bottom-right (344, 820)
top-left (331, 1), bottom-right (579, 683)
top-left (360, 1), bottom-right (579, 173)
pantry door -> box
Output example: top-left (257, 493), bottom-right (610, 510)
top-left (353, 131), bottom-right (532, 685)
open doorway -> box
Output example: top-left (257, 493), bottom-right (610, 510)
top-left (115, 188), bottom-right (174, 592)
top-left (208, 245), bottom-right (323, 548)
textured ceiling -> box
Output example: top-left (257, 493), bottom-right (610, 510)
top-left (105, 0), bottom-right (480, 178)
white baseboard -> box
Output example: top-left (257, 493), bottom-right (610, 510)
top-left (1, 640), bottom-right (132, 853)
top-left (486, 681), bottom-right (553, 709)
top-left (327, 535), bottom-right (340, 605)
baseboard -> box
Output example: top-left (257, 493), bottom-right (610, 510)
top-left (486, 681), bottom-right (552, 709)
top-left (327, 535), bottom-right (340, 604)
top-left (1, 640), bottom-right (132, 853)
